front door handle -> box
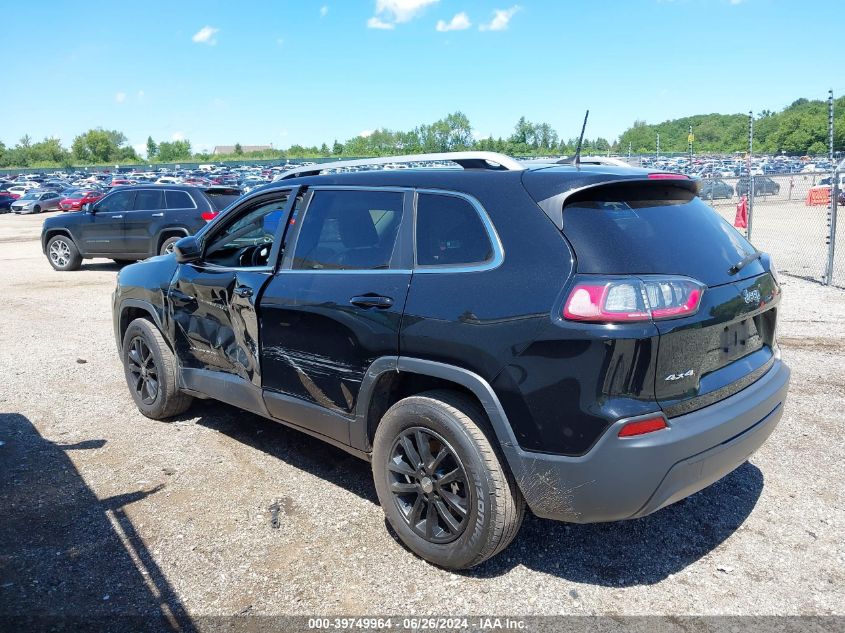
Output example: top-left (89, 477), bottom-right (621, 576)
top-left (233, 285), bottom-right (253, 298)
top-left (350, 295), bottom-right (393, 309)
top-left (112, 214), bottom-right (123, 219)
top-left (151, 212), bottom-right (164, 217)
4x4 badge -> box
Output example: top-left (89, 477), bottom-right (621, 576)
top-left (665, 369), bottom-right (695, 381)
top-left (742, 288), bottom-right (761, 304)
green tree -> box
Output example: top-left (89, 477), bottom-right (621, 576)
top-left (146, 136), bottom-right (158, 160)
top-left (71, 128), bottom-right (137, 163)
top-left (157, 140), bottom-right (192, 162)
top-left (234, 143), bottom-right (243, 155)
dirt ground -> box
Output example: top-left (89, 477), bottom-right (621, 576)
top-left (0, 211), bottom-right (843, 627)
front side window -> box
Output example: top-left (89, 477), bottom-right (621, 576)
top-left (291, 190), bottom-right (404, 270)
top-left (202, 193), bottom-right (289, 268)
top-left (96, 190), bottom-right (134, 213)
top-left (415, 193), bottom-right (493, 267)
top-left (133, 189), bottom-right (164, 210)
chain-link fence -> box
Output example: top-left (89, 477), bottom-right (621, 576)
top-left (699, 171), bottom-right (842, 288)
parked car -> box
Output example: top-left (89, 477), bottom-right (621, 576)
top-left (41, 185), bottom-right (240, 269)
top-left (7, 184), bottom-right (37, 198)
top-left (109, 152), bottom-right (789, 569)
top-left (0, 192), bottom-right (16, 212)
top-left (736, 176), bottom-right (780, 197)
top-left (59, 190), bottom-right (105, 211)
top-left (11, 190), bottom-right (62, 214)
top-left (698, 179), bottom-right (734, 200)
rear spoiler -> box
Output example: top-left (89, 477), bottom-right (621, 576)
top-left (535, 175), bottom-right (700, 230)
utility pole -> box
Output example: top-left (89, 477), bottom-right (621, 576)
top-left (656, 133), bottom-right (660, 158)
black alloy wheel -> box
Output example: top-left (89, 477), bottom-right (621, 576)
top-left (126, 336), bottom-right (159, 405)
top-left (387, 427), bottom-right (470, 544)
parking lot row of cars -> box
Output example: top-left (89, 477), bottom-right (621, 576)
top-left (0, 164), bottom-right (296, 214)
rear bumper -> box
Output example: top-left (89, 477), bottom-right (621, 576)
top-left (503, 359), bottom-right (790, 523)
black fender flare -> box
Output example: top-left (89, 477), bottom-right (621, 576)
top-left (115, 298), bottom-right (166, 353)
top-left (352, 356), bottom-right (521, 456)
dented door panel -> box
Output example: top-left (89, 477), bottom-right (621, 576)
top-left (168, 265), bottom-right (272, 385)
top-left (259, 272), bottom-right (411, 416)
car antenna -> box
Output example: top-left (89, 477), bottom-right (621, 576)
top-left (573, 109), bottom-right (589, 169)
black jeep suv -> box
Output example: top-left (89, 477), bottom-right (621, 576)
top-left (41, 184), bottom-right (241, 270)
top-left (111, 153), bottom-right (790, 569)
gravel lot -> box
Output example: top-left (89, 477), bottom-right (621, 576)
top-left (1, 211), bottom-right (843, 625)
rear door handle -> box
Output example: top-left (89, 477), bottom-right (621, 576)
top-left (151, 212), bottom-right (164, 217)
top-left (112, 214), bottom-right (123, 219)
top-left (350, 295), bottom-right (393, 309)
top-left (233, 285), bottom-right (253, 298)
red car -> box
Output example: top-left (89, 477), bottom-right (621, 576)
top-left (59, 190), bottom-right (104, 212)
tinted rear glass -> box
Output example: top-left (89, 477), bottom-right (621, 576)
top-left (562, 195), bottom-right (763, 286)
top-left (165, 190), bottom-right (195, 209)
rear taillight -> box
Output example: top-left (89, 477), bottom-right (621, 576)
top-left (563, 276), bottom-right (705, 323)
top-left (201, 211), bottom-right (219, 222)
top-left (618, 416), bottom-right (668, 437)
top-left (648, 173), bottom-right (689, 180)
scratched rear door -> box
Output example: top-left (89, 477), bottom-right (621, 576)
top-left (258, 187), bottom-right (413, 443)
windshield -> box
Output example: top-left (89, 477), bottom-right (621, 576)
top-left (21, 192), bottom-right (39, 200)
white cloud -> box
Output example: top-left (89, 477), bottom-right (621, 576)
top-left (436, 12), bottom-right (471, 31)
top-left (171, 132), bottom-right (185, 141)
top-left (320, 5), bottom-right (329, 16)
top-left (479, 5), bottom-right (521, 31)
top-left (133, 143), bottom-right (147, 158)
top-left (192, 26), bottom-right (219, 45)
top-left (368, 0), bottom-right (438, 28)
top-left (115, 92), bottom-right (126, 104)
top-left (472, 130), bottom-right (491, 141)
top-left (367, 16), bottom-right (395, 29)
top-left (359, 129), bottom-right (375, 138)
top-left (136, 90), bottom-right (145, 99)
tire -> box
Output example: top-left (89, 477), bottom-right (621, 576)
top-left (372, 390), bottom-right (525, 569)
top-left (159, 236), bottom-right (182, 256)
top-left (46, 235), bottom-right (82, 271)
top-left (121, 318), bottom-right (193, 420)
top-left (33, 205), bottom-right (41, 214)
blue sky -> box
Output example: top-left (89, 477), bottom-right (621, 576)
top-left (3, 0), bottom-right (841, 156)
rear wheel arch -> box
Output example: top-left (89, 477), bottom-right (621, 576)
top-left (357, 358), bottom-right (519, 457)
top-left (156, 228), bottom-right (190, 254)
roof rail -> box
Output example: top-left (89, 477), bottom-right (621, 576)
top-left (272, 151), bottom-right (525, 181)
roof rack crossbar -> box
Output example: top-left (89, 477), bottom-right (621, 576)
top-left (272, 151), bottom-right (525, 181)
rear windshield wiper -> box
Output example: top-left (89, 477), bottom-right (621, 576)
top-left (728, 251), bottom-right (762, 276)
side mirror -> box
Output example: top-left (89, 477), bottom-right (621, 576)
top-left (173, 236), bottom-right (201, 263)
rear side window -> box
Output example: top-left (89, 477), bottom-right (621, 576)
top-left (415, 193), bottom-right (493, 266)
top-left (292, 190), bottom-right (404, 270)
top-left (165, 190), bottom-right (195, 209)
top-left (562, 193), bottom-right (760, 286)
top-left (133, 189), bottom-right (163, 210)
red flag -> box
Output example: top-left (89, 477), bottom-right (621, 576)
top-left (734, 195), bottom-right (748, 229)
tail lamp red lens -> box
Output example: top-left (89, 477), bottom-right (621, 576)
top-left (201, 211), bottom-right (219, 222)
top-left (647, 173), bottom-right (689, 180)
top-left (563, 276), bottom-right (705, 323)
top-left (618, 416), bottom-right (668, 437)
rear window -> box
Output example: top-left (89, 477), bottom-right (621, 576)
top-left (204, 187), bottom-right (242, 210)
top-left (562, 191), bottom-right (762, 287)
